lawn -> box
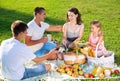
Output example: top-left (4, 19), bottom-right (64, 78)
top-left (0, 0), bottom-right (120, 63)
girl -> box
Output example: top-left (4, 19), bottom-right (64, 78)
top-left (85, 20), bottom-right (110, 57)
top-left (62, 8), bottom-right (84, 49)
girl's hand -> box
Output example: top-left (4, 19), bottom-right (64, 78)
top-left (85, 42), bottom-right (90, 46)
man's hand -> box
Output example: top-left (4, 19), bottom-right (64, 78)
top-left (47, 49), bottom-right (58, 60)
top-left (41, 37), bottom-right (48, 43)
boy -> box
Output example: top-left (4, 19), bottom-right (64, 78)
top-left (0, 20), bottom-right (57, 80)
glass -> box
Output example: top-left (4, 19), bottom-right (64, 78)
top-left (47, 34), bottom-right (52, 42)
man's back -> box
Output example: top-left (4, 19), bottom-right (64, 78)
top-left (1, 38), bottom-right (35, 80)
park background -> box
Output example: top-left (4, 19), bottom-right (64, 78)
top-left (0, 0), bottom-right (120, 65)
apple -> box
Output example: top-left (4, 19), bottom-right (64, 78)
top-left (67, 71), bottom-right (72, 76)
top-left (99, 73), bottom-right (105, 78)
top-left (78, 67), bottom-right (82, 71)
top-left (56, 68), bottom-right (61, 72)
top-left (84, 74), bottom-right (89, 78)
top-left (73, 64), bottom-right (79, 69)
top-left (78, 70), bottom-right (84, 76)
top-left (59, 68), bottom-right (65, 74)
top-left (89, 74), bottom-right (94, 78)
top-left (73, 68), bottom-right (78, 72)
top-left (59, 64), bottom-right (66, 69)
top-left (114, 70), bottom-right (119, 74)
top-left (65, 67), bottom-right (71, 72)
top-left (72, 72), bottom-right (78, 77)
top-left (74, 71), bottom-right (79, 75)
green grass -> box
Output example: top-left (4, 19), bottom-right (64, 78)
top-left (0, 0), bottom-right (120, 65)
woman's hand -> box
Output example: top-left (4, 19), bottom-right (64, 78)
top-left (62, 39), bottom-right (66, 46)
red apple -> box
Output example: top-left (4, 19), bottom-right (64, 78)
top-left (114, 70), bottom-right (119, 74)
top-left (89, 74), bottom-right (94, 78)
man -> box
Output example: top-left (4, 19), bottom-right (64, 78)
top-left (0, 20), bottom-right (57, 80)
top-left (25, 7), bottom-right (62, 59)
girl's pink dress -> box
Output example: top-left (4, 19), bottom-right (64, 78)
top-left (89, 33), bottom-right (106, 51)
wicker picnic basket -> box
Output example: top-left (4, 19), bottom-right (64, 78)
top-left (87, 43), bottom-right (114, 68)
top-left (63, 52), bottom-right (87, 65)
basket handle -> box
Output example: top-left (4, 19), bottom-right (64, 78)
top-left (95, 42), bottom-right (104, 58)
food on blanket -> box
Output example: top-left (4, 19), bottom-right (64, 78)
top-left (78, 67), bottom-right (82, 71)
top-left (84, 73), bottom-right (89, 78)
top-left (65, 67), bottom-right (72, 72)
top-left (92, 67), bottom-right (97, 75)
top-left (78, 70), bottom-right (84, 76)
top-left (99, 73), bottom-right (105, 78)
top-left (104, 70), bottom-right (111, 77)
top-left (56, 68), bottom-right (65, 74)
top-left (80, 48), bottom-right (88, 55)
top-left (111, 70), bottom-right (120, 77)
top-left (114, 69), bottom-right (119, 74)
top-left (93, 66), bottom-right (112, 76)
top-left (59, 64), bottom-right (66, 69)
top-left (88, 47), bottom-right (95, 57)
top-left (73, 64), bottom-right (79, 69)
top-left (56, 68), bottom-right (60, 72)
top-left (67, 70), bottom-right (72, 76)
top-left (89, 74), bottom-right (94, 78)
top-left (72, 72), bottom-right (79, 77)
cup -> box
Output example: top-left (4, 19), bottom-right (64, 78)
top-left (47, 34), bottom-right (52, 42)
top-left (104, 70), bottom-right (111, 77)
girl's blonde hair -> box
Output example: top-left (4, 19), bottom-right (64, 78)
top-left (90, 20), bottom-right (103, 36)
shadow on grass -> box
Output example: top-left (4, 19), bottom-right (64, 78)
top-left (115, 55), bottom-right (120, 65)
top-left (0, 7), bottom-right (64, 43)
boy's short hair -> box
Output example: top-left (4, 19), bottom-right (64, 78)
top-left (11, 20), bottom-right (28, 37)
top-left (34, 7), bottom-right (45, 15)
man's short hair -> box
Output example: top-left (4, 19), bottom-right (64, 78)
top-left (11, 20), bottom-right (28, 37)
top-left (34, 7), bottom-right (45, 15)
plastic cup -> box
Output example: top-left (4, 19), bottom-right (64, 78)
top-left (104, 70), bottom-right (111, 77)
top-left (47, 34), bottom-right (52, 42)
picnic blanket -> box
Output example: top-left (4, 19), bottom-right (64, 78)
top-left (0, 60), bottom-right (120, 81)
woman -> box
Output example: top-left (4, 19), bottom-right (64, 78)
top-left (62, 8), bottom-right (84, 49)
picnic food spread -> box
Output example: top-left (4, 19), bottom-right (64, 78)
top-left (56, 40), bottom-right (120, 79)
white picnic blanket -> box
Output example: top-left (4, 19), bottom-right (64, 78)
top-left (0, 60), bottom-right (120, 81)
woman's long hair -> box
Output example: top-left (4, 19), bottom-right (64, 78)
top-left (67, 8), bottom-right (82, 25)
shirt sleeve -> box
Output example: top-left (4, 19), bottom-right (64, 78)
top-left (26, 26), bottom-right (33, 36)
top-left (43, 22), bottom-right (50, 29)
top-left (21, 44), bottom-right (36, 61)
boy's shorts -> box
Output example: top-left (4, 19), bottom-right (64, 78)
top-left (21, 64), bottom-right (46, 80)
top-left (34, 42), bottom-right (56, 56)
